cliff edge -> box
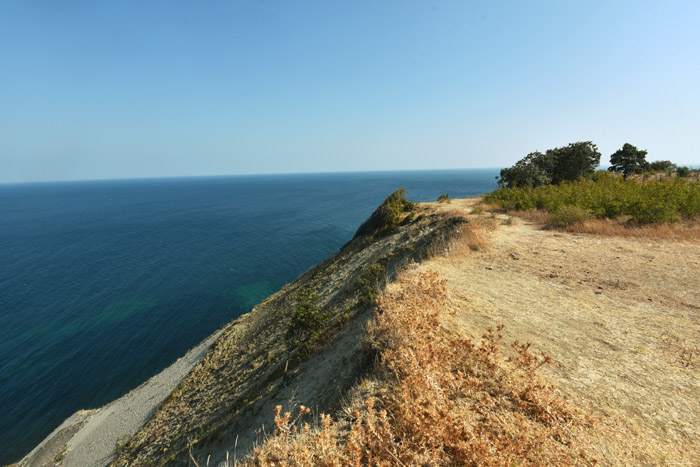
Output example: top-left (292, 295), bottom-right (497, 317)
top-left (16, 190), bottom-right (466, 467)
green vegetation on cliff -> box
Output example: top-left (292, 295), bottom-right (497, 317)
top-left (285, 288), bottom-right (329, 359)
top-left (485, 171), bottom-right (700, 225)
top-left (353, 188), bottom-right (416, 239)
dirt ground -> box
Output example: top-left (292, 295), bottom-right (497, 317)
top-left (421, 199), bottom-right (700, 465)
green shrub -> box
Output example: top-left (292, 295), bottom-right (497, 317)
top-left (286, 288), bottom-right (330, 358)
top-left (356, 262), bottom-right (386, 307)
top-left (483, 171), bottom-right (700, 225)
top-left (353, 188), bottom-right (416, 239)
top-left (626, 186), bottom-right (680, 224)
top-left (437, 193), bottom-right (451, 203)
top-left (385, 188), bottom-right (416, 225)
top-left (649, 160), bottom-right (676, 172)
top-left (402, 212), bottom-right (416, 225)
top-left (548, 205), bottom-right (592, 228)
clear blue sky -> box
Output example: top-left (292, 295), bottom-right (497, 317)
top-left (1, 1), bottom-right (699, 183)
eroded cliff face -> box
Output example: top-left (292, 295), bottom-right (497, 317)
top-left (110, 197), bottom-right (468, 466)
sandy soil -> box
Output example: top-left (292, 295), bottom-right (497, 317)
top-left (421, 199), bottom-right (700, 464)
top-left (18, 329), bottom-right (222, 467)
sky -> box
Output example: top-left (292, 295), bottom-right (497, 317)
top-left (1, 1), bottom-right (699, 183)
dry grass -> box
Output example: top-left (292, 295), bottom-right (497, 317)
top-left (244, 270), bottom-right (596, 466)
top-left (505, 209), bottom-right (700, 242)
top-left (565, 217), bottom-right (700, 241)
top-left (438, 209), bottom-right (496, 255)
top-left (421, 200), bottom-right (498, 257)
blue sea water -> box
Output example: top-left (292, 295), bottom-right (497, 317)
top-left (0, 169), bottom-right (498, 463)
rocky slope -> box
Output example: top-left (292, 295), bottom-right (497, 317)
top-left (107, 194), bottom-right (465, 466)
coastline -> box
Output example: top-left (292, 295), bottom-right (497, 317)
top-left (0, 170), bottom-right (500, 466)
top-left (18, 328), bottom-right (224, 467)
top-left (15, 195), bottom-right (700, 465)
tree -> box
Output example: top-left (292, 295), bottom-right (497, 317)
top-left (676, 166), bottom-right (691, 178)
top-left (648, 160), bottom-right (676, 172)
top-left (549, 141), bottom-right (602, 184)
top-left (498, 141), bottom-right (601, 188)
top-left (497, 151), bottom-right (554, 188)
top-left (608, 143), bottom-right (649, 179)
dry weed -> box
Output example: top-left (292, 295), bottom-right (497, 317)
top-left (435, 209), bottom-right (496, 256)
top-left (507, 209), bottom-right (551, 224)
top-left (569, 218), bottom-right (700, 242)
top-left (507, 209), bottom-right (700, 242)
top-left (246, 270), bottom-right (595, 466)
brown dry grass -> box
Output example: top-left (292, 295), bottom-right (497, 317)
top-left (245, 269), bottom-right (596, 466)
top-left (565, 217), bottom-right (700, 241)
top-left (432, 207), bottom-right (497, 255)
top-left (506, 209), bottom-right (700, 242)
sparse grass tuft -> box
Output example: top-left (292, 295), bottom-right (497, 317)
top-left (114, 435), bottom-right (132, 460)
top-left (53, 448), bottom-right (67, 464)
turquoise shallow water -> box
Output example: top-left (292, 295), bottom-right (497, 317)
top-left (0, 169), bottom-right (498, 463)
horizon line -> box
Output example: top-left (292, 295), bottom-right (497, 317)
top-left (0, 167), bottom-right (503, 187)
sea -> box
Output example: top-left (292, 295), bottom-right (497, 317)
top-left (0, 169), bottom-right (498, 464)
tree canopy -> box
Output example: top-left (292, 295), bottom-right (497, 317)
top-left (648, 160), bottom-right (676, 172)
top-left (497, 151), bottom-right (553, 188)
top-left (608, 143), bottom-right (648, 178)
top-left (498, 141), bottom-right (601, 188)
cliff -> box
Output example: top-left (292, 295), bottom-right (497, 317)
top-left (16, 190), bottom-right (464, 466)
top-left (110, 191), bottom-right (468, 466)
